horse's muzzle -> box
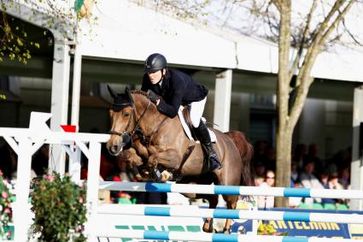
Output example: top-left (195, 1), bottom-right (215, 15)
top-left (107, 132), bottom-right (132, 156)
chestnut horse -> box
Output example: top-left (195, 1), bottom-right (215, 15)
top-left (106, 88), bottom-right (253, 233)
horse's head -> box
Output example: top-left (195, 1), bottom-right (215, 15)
top-left (106, 85), bottom-right (135, 156)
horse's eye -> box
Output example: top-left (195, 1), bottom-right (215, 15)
top-left (123, 112), bottom-right (130, 117)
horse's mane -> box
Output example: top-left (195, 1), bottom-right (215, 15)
top-left (130, 89), bottom-right (148, 97)
top-left (130, 89), bottom-right (157, 108)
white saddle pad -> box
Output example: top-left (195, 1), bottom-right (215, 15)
top-left (177, 107), bottom-right (217, 142)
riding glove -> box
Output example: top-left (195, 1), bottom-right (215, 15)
top-left (147, 90), bottom-right (160, 104)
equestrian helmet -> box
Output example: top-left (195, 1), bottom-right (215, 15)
top-left (144, 53), bottom-right (167, 73)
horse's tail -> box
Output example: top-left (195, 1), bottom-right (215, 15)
top-left (225, 130), bottom-right (254, 186)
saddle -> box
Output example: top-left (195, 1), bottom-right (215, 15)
top-left (177, 106), bottom-right (217, 142)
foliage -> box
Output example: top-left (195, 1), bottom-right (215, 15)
top-left (0, 174), bottom-right (13, 240)
top-left (0, 0), bottom-right (96, 64)
top-left (132, 0), bottom-right (210, 22)
top-left (30, 172), bottom-right (87, 242)
top-left (0, 10), bottom-right (42, 64)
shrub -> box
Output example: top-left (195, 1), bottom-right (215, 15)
top-left (0, 174), bottom-right (13, 240)
top-left (30, 172), bottom-right (87, 242)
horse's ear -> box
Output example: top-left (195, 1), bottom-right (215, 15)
top-left (107, 84), bottom-right (117, 99)
top-left (125, 87), bottom-right (134, 104)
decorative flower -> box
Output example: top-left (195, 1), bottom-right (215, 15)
top-left (2, 191), bottom-right (8, 198)
top-left (0, 175), bottom-right (13, 240)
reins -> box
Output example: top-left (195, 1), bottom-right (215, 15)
top-left (110, 93), bottom-right (167, 140)
top-left (131, 99), bottom-right (151, 135)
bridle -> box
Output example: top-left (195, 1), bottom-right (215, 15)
top-left (109, 99), bottom-right (151, 137)
top-left (109, 93), bottom-right (170, 149)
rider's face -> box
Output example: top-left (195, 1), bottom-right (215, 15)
top-left (148, 69), bottom-right (165, 85)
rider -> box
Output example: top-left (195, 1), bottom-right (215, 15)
top-left (141, 53), bottom-right (222, 172)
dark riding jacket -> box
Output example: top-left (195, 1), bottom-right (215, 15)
top-left (141, 69), bottom-right (208, 118)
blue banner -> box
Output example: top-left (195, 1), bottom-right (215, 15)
top-left (231, 208), bottom-right (363, 239)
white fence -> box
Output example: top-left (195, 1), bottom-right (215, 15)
top-left (1, 112), bottom-right (363, 242)
top-left (0, 112), bottom-right (109, 241)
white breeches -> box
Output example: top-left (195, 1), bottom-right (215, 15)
top-left (190, 97), bottom-right (207, 128)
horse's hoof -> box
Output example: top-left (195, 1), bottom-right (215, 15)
top-left (202, 221), bottom-right (213, 233)
top-left (160, 170), bottom-right (173, 182)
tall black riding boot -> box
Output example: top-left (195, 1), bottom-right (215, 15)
top-left (193, 122), bottom-right (222, 172)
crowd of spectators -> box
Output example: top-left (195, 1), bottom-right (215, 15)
top-left (252, 140), bottom-right (351, 210)
top-left (0, 137), bottom-right (353, 209)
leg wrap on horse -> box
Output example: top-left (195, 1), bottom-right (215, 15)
top-left (193, 122), bottom-right (222, 171)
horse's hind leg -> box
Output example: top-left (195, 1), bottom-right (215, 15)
top-left (223, 195), bottom-right (239, 234)
top-left (202, 195), bottom-right (219, 233)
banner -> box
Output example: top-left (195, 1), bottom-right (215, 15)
top-left (231, 208), bottom-right (363, 239)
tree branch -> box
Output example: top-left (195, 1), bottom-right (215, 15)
top-left (288, 0), bottom-right (318, 84)
top-left (320, 0), bottom-right (356, 47)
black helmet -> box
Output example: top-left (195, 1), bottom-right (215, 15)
top-left (144, 53), bottom-right (167, 73)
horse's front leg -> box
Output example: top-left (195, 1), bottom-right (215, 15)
top-left (119, 148), bottom-right (143, 166)
top-left (148, 147), bottom-right (181, 170)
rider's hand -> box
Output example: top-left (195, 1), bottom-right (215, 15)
top-left (147, 90), bottom-right (160, 104)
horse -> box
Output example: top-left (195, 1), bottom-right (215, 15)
top-left (106, 87), bottom-right (253, 233)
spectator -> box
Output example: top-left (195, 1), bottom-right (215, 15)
top-left (257, 170), bottom-right (275, 209)
top-left (328, 172), bottom-right (347, 205)
top-left (300, 160), bottom-right (324, 204)
top-left (320, 171), bottom-right (335, 204)
top-left (254, 175), bottom-right (264, 187)
top-left (339, 167), bottom-right (350, 190)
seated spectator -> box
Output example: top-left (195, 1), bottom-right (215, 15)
top-left (300, 160), bottom-right (324, 204)
top-left (319, 171), bottom-right (335, 204)
top-left (257, 170), bottom-right (275, 209)
top-left (339, 167), bottom-right (350, 190)
top-left (328, 172), bottom-right (347, 205)
top-left (319, 171), bottom-right (329, 188)
top-left (254, 175), bottom-right (264, 187)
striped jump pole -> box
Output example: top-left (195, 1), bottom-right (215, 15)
top-left (98, 204), bottom-right (363, 224)
top-left (95, 230), bottom-right (357, 242)
top-left (99, 181), bottom-right (363, 199)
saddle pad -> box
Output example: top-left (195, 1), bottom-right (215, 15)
top-left (177, 107), bottom-right (217, 142)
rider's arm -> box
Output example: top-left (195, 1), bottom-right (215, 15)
top-left (156, 75), bottom-right (186, 118)
top-left (157, 90), bottom-right (184, 118)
